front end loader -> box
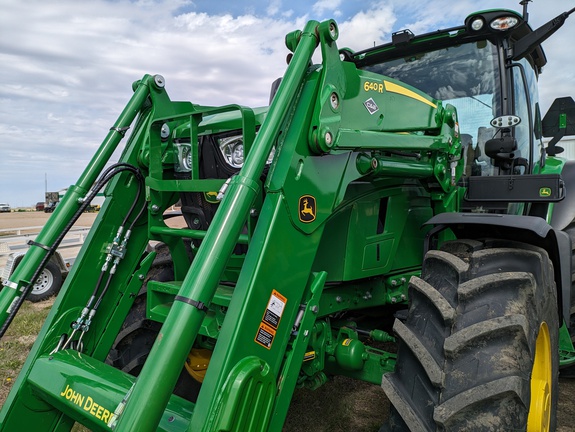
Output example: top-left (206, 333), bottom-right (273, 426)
top-left (1, 3), bottom-right (574, 431)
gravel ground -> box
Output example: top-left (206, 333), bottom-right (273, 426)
top-left (1, 211), bottom-right (574, 430)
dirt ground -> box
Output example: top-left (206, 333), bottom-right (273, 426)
top-left (0, 210), bottom-right (98, 231)
top-left (1, 211), bottom-right (574, 429)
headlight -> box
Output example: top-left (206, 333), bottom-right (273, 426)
top-left (174, 142), bottom-right (192, 173)
top-left (218, 135), bottom-right (245, 168)
top-left (470, 18), bottom-right (484, 31)
top-left (490, 16), bottom-right (519, 31)
top-left (217, 134), bottom-right (275, 168)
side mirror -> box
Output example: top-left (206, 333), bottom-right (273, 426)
top-left (484, 134), bottom-right (517, 160)
top-left (542, 96), bottom-right (575, 156)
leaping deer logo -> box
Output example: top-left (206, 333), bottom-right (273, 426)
top-left (299, 195), bottom-right (316, 223)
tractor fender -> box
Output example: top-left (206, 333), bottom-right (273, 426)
top-left (550, 159), bottom-right (575, 230)
top-left (424, 212), bottom-right (571, 328)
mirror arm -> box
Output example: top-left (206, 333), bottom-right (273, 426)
top-left (513, 8), bottom-right (575, 60)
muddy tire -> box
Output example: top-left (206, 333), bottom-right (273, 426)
top-left (106, 244), bottom-right (201, 401)
top-left (27, 261), bottom-right (62, 302)
top-left (561, 224), bottom-right (575, 377)
top-left (564, 225), bottom-right (575, 339)
top-left (381, 239), bottom-right (559, 431)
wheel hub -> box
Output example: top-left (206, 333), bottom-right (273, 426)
top-left (34, 268), bottom-right (54, 295)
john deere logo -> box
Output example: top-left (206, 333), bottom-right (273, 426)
top-left (204, 191), bottom-right (219, 203)
top-left (539, 187), bottom-right (552, 197)
top-left (299, 195), bottom-right (316, 223)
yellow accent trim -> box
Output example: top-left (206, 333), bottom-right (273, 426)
top-left (384, 81), bottom-right (437, 109)
top-left (527, 322), bottom-right (552, 432)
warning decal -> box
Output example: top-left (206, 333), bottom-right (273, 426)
top-left (255, 323), bottom-right (276, 349)
top-left (254, 290), bottom-right (287, 350)
top-left (262, 290), bottom-right (287, 330)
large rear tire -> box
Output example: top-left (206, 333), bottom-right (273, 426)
top-left (381, 239), bottom-right (559, 431)
top-left (560, 224), bottom-right (575, 377)
top-left (563, 225), bottom-right (575, 338)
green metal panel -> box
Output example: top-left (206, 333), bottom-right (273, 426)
top-left (25, 351), bottom-right (193, 432)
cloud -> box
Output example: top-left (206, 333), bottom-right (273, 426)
top-left (338, 2), bottom-right (396, 49)
top-left (0, 0), bottom-right (573, 207)
top-left (312, 0), bottom-right (342, 18)
top-left (266, 0), bottom-right (282, 16)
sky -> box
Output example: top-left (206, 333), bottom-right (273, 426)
top-left (0, 0), bottom-right (574, 207)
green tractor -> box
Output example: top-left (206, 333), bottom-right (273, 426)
top-left (1, 2), bottom-right (574, 431)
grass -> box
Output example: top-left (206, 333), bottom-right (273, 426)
top-left (0, 298), bottom-right (388, 432)
top-left (0, 299), bottom-right (51, 399)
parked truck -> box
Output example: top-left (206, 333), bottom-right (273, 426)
top-left (44, 192), bottom-right (60, 213)
top-left (0, 2), bottom-right (574, 431)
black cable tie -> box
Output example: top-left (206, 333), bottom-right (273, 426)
top-left (27, 240), bottom-right (51, 251)
top-left (110, 126), bottom-right (130, 136)
top-left (174, 295), bottom-right (208, 312)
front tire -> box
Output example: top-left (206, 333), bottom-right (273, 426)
top-left (381, 239), bottom-right (559, 431)
top-left (106, 244), bottom-right (201, 401)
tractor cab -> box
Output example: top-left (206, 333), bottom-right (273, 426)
top-left (351, 7), bottom-right (574, 210)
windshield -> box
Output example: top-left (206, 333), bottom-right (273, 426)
top-left (362, 40), bottom-right (501, 176)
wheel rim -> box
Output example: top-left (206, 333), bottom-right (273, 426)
top-left (527, 322), bottom-right (551, 432)
top-left (33, 268), bottom-right (54, 295)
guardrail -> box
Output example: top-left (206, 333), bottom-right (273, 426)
top-left (0, 226), bottom-right (45, 236)
top-left (0, 227), bottom-right (91, 256)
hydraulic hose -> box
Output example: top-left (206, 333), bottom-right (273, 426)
top-left (0, 163), bottom-right (144, 339)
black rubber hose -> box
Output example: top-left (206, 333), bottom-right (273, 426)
top-left (0, 163), bottom-right (144, 338)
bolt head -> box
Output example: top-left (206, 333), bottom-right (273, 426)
top-left (329, 22), bottom-right (338, 39)
top-left (330, 92), bottom-right (339, 110)
top-left (160, 123), bottom-right (170, 139)
top-left (154, 74), bottom-right (165, 88)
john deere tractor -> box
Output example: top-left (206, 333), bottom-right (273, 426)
top-left (1, 2), bottom-right (574, 431)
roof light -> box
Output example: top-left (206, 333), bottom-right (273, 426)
top-left (471, 18), bottom-right (484, 31)
top-left (490, 16), bottom-right (519, 31)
